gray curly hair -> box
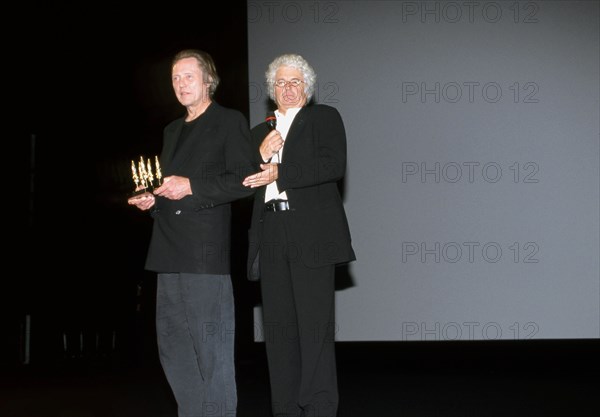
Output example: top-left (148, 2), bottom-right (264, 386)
top-left (265, 54), bottom-right (317, 102)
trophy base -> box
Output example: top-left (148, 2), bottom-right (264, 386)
top-left (128, 187), bottom-right (156, 202)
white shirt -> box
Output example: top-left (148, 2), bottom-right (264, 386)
top-left (264, 107), bottom-right (302, 202)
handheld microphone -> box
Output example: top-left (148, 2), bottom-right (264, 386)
top-left (265, 113), bottom-right (277, 131)
top-left (265, 112), bottom-right (279, 161)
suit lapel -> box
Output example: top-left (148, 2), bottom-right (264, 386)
top-left (283, 106), bottom-right (307, 155)
top-left (161, 120), bottom-right (183, 173)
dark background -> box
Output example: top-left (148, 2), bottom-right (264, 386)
top-left (9, 2), bottom-right (258, 368)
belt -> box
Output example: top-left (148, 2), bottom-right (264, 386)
top-left (264, 199), bottom-right (290, 212)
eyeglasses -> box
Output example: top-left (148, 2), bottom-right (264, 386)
top-left (274, 79), bottom-right (305, 88)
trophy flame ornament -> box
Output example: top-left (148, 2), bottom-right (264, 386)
top-left (131, 160), bottom-right (140, 189)
top-left (155, 156), bottom-right (162, 184)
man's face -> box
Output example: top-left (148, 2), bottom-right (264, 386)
top-left (274, 66), bottom-right (307, 112)
top-left (172, 57), bottom-right (210, 108)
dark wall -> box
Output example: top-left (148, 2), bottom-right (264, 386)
top-left (10, 2), bottom-right (254, 367)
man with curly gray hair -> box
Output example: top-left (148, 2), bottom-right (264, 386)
top-left (244, 53), bottom-right (356, 417)
top-left (264, 54), bottom-right (317, 103)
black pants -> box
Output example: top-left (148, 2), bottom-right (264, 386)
top-left (260, 211), bottom-right (338, 417)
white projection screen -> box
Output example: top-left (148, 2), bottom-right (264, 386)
top-left (247, 1), bottom-right (599, 341)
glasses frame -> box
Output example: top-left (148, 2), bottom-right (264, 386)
top-left (274, 79), bottom-right (305, 88)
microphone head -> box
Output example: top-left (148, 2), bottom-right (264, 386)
top-left (265, 113), bottom-right (277, 131)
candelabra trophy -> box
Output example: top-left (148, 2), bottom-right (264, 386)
top-left (129, 155), bottom-right (162, 200)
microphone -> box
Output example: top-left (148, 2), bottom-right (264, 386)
top-left (265, 112), bottom-right (277, 131)
top-left (265, 112), bottom-right (279, 161)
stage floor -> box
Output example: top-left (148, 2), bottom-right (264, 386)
top-left (1, 340), bottom-right (598, 417)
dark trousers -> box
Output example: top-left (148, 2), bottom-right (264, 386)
top-left (260, 211), bottom-right (338, 417)
top-left (156, 273), bottom-right (237, 417)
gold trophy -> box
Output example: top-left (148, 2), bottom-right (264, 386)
top-left (129, 155), bottom-right (162, 199)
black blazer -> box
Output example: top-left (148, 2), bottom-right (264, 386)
top-left (247, 104), bottom-right (356, 280)
top-left (145, 102), bottom-right (256, 274)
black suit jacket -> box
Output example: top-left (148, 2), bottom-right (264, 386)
top-left (145, 102), bottom-right (256, 274)
top-left (247, 104), bottom-right (356, 280)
